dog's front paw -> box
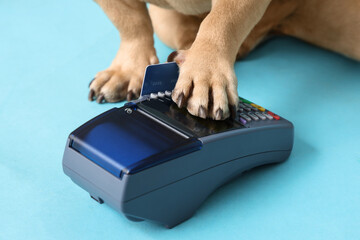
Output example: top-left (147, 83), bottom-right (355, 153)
top-left (89, 43), bottom-right (158, 103)
top-left (170, 50), bottom-right (238, 120)
top-left (89, 68), bottom-right (141, 103)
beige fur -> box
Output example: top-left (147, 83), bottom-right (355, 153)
top-left (89, 0), bottom-right (360, 120)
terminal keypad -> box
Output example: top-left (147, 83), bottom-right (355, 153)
top-left (236, 97), bottom-right (281, 125)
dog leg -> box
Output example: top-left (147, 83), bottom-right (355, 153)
top-left (170, 0), bottom-right (272, 120)
top-left (149, 5), bottom-right (205, 50)
top-left (237, 0), bottom-right (299, 59)
top-left (274, 0), bottom-right (360, 60)
top-left (89, 0), bottom-right (158, 103)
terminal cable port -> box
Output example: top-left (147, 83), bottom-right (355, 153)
top-left (90, 195), bottom-right (104, 204)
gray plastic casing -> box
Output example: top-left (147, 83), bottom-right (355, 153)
top-left (62, 107), bottom-right (293, 228)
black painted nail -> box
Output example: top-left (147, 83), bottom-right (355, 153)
top-left (134, 91), bottom-right (140, 99)
top-left (88, 89), bottom-right (95, 101)
top-left (215, 108), bottom-right (223, 120)
top-left (126, 91), bottom-right (134, 101)
top-left (89, 78), bottom-right (95, 87)
top-left (97, 94), bottom-right (104, 104)
top-left (198, 106), bottom-right (207, 119)
top-left (167, 51), bottom-right (178, 62)
top-left (230, 105), bottom-right (237, 119)
top-left (177, 93), bottom-right (185, 108)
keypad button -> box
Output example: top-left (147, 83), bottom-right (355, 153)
top-left (255, 112), bottom-right (266, 120)
top-left (239, 103), bottom-right (247, 109)
top-left (165, 90), bottom-right (172, 97)
top-left (262, 112), bottom-right (273, 120)
top-left (244, 103), bottom-right (258, 112)
top-left (251, 103), bottom-right (265, 112)
top-left (267, 111), bottom-right (275, 117)
top-left (237, 108), bottom-right (244, 113)
top-left (247, 112), bottom-right (259, 121)
top-left (267, 111), bottom-right (280, 120)
top-left (240, 103), bottom-right (252, 111)
top-left (157, 92), bottom-right (165, 98)
top-left (240, 113), bottom-right (252, 122)
top-left (244, 103), bottom-right (252, 108)
top-left (150, 93), bottom-right (158, 99)
top-left (239, 117), bottom-right (247, 125)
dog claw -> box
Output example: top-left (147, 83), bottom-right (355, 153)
top-left (89, 78), bottom-right (95, 87)
top-left (230, 105), bottom-right (237, 119)
top-left (176, 93), bottom-right (185, 108)
top-left (167, 51), bottom-right (178, 62)
top-left (215, 108), bottom-right (223, 120)
top-left (126, 91), bottom-right (134, 101)
top-left (97, 94), bottom-right (105, 103)
top-left (198, 106), bottom-right (207, 119)
top-left (88, 89), bottom-right (95, 101)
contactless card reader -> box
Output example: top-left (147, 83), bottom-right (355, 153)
top-left (62, 62), bottom-right (294, 228)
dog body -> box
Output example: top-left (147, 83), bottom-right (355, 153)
top-left (89, 0), bottom-right (360, 120)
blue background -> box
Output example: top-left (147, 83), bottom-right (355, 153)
top-left (1, 1), bottom-right (359, 239)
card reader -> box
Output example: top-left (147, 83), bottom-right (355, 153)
top-left (62, 62), bottom-right (294, 228)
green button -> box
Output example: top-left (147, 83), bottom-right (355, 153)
top-left (241, 98), bottom-right (252, 104)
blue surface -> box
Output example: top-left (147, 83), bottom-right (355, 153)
top-left (0, 0), bottom-right (359, 239)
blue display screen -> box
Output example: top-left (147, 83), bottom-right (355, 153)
top-left (70, 108), bottom-right (201, 177)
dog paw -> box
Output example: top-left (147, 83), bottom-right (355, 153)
top-left (169, 50), bottom-right (238, 120)
top-left (89, 44), bottom-right (158, 103)
top-left (88, 68), bottom-right (141, 103)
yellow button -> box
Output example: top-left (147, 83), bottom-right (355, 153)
top-left (251, 103), bottom-right (266, 112)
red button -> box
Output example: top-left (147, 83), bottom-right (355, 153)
top-left (267, 111), bottom-right (280, 120)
